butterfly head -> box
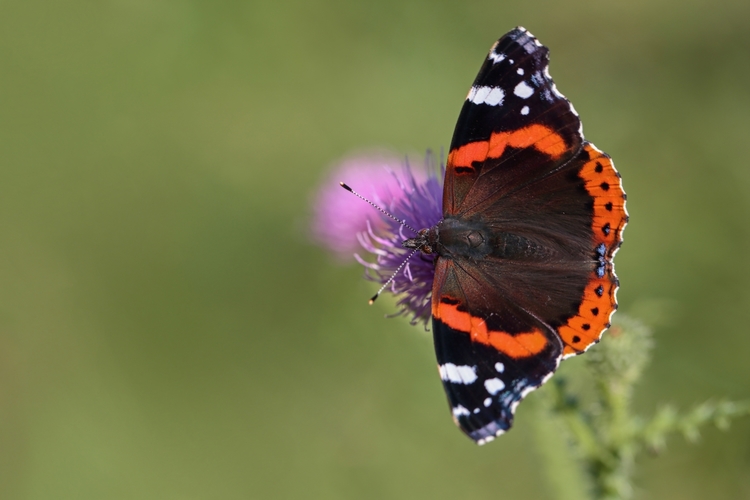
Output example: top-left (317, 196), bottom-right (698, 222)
top-left (402, 225), bottom-right (440, 255)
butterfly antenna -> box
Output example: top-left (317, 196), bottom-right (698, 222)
top-left (368, 248), bottom-right (420, 305)
top-left (339, 182), bottom-right (419, 234)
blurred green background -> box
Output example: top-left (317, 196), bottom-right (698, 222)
top-left (1, 0), bottom-right (749, 498)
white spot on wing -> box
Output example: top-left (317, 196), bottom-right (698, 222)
top-left (467, 86), bottom-right (505, 106)
top-left (473, 86), bottom-right (491, 103)
top-left (484, 87), bottom-right (504, 105)
top-left (517, 68), bottom-right (524, 75)
top-left (452, 405), bottom-right (470, 418)
top-left (439, 363), bottom-right (478, 384)
top-left (521, 106), bottom-right (530, 115)
top-left (514, 81), bottom-right (534, 99)
top-left (483, 397), bottom-right (492, 407)
top-left (488, 52), bottom-right (505, 64)
top-left (495, 362), bottom-right (504, 373)
top-left (484, 378), bottom-right (506, 395)
top-left (477, 435), bottom-right (496, 445)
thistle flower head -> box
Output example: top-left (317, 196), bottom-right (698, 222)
top-left (312, 152), bottom-right (444, 324)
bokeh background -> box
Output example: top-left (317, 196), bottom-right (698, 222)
top-left (1, 0), bottom-right (749, 498)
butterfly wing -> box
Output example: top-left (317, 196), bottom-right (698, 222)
top-left (432, 27), bottom-right (627, 443)
top-left (474, 142), bottom-right (627, 358)
top-left (444, 27), bottom-right (583, 216)
top-left (432, 256), bottom-right (563, 444)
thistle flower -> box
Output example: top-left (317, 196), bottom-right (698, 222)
top-left (312, 152), bottom-right (443, 324)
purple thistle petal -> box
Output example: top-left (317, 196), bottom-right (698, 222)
top-left (311, 151), bottom-right (444, 325)
top-left (311, 152), bottom-right (428, 260)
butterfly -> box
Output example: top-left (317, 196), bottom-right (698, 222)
top-left (402, 27), bottom-right (628, 444)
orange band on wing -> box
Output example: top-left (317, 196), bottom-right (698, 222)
top-left (434, 301), bottom-right (548, 358)
top-left (559, 275), bottom-right (616, 357)
top-left (448, 125), bottom-right (568, 169)
top-left (579, 143), bottom-right (628, 250)
top-left (559, 143), bottom-right (627, 357)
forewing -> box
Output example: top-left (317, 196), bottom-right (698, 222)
top-left (444, 27), bottom-right (583, 216)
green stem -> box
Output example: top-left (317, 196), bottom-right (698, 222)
top-left (531, 314), bottom-right (750, 500)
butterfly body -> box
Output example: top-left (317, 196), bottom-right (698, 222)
top-left (405, 218), bottom-right (495, 261)
top-left (413, 27), bottom-right (627, 444)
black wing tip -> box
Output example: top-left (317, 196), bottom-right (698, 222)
top-left (506, 26), bottom-right (535, 39)
top-left (490, 27), bottom-right (547, 63)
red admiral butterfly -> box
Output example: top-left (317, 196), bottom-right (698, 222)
top-left (404, 27), bottom-right (627, 444)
